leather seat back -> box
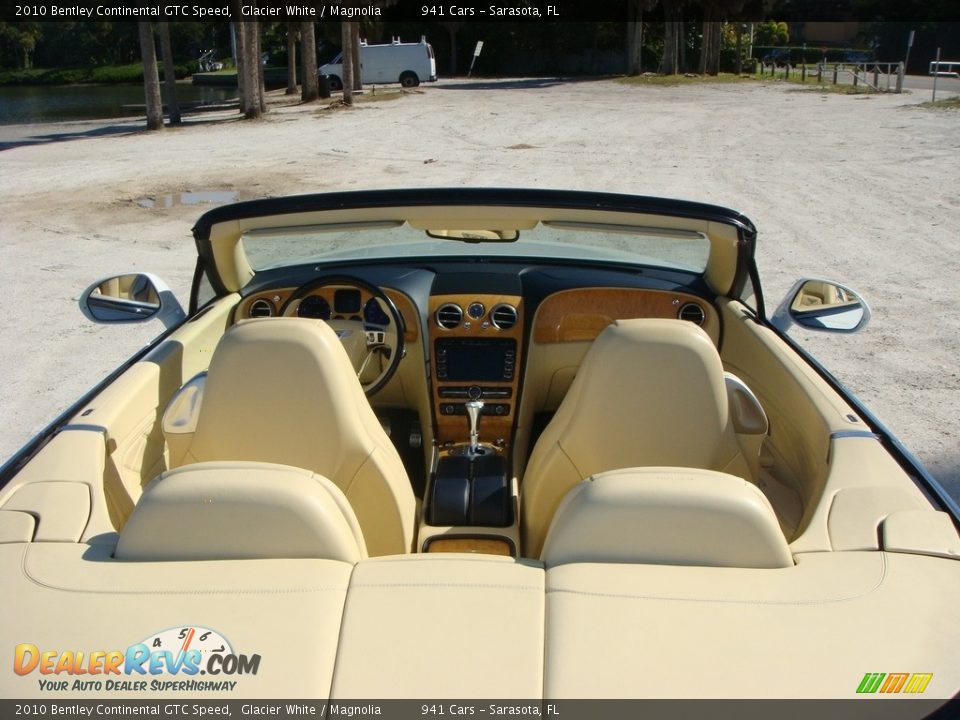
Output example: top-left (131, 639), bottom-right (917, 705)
top-left (521, 319), bottom-right (752, 557)
top-left (182, 318), bottom-right (415, 556)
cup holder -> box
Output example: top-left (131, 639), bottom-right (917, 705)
top-left (428, 453), bottom-right (512, 527)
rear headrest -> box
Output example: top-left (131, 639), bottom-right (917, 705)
top-left (115, 462), bottom-right (367, 563)
top-left (541, 468), bottom-right (793, 569)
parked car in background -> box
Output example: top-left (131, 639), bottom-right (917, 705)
top-left (842, 50), bottom-right (871, 64)
top-left (762, 48), bottom-right (792, 66)
top-left (321, 36), bottom-right (438, 90)
top-left (929, 60), bottom-right (960, 77)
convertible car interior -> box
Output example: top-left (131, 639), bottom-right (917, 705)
top-left (1, 189), bottom-right (957, 704)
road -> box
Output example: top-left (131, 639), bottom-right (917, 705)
top-left (903, 73), bottom-right (960, 94)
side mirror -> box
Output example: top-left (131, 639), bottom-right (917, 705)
top-left (770, 278), bottom-right (871, 334)
top-left (79, 273), bottom-right (186, 330)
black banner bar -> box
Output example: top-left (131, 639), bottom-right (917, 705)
top-left (3, 0), bottom-right (960, 23)
top-left (1, 699), bottom-right (959, 720)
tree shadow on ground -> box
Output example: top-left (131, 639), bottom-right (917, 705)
top-left (0, 114), bottom-right (242, 152)
top-left (0, 123), bottom-right (139, 151)
top-left (435, 77), bottom-right (610, 91)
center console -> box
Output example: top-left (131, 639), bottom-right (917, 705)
top-left (419, 294), bottom-right (525, 555)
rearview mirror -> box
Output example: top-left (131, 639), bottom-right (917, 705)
top-left (79, 273), bottom-right (186, 330)
top-left (770, 279), bottom-right (870, 334)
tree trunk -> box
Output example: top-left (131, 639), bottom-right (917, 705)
top-left (231, 18), bottom-right (248, 115)
top-left (662, 2), bottom-right (680, 75)
top-left (242, 22), bottom-right (263, 118)
top-left (158, 22), bottom-right (180, 125)
top-left (699, 19), bottom-right (711, 75)
top-left (678, 18), bottom-right (687, 72)
top-left (707, 21), bottom-right (722, 75)
top-left (735, 23), bottom-right (743, 74)
top-left (286, 23), bottom-right (298, 95)
top-left (256, 23), bottom-right (266, 113)
top-left (625, 0), bottom-right (643, 75)
top-left (137, 22), bottom-right (164, 131)
top-left (351, 23), bottom-right (362, 90)
top-left (446, 25), bottom-right (458, 76)
top-left (300, 21), bottom-right (318, 101)
top-left (341, 22), bottom-right (354, 105)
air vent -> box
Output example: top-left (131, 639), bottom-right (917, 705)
top-left (678, 302), bottom-right (706, 326)
top-left (249, 299), bottom-right (274, 318)
top-left (490, 303), bottom-right (518, 330)
top-left (435, 303), bottom-right (463, 329)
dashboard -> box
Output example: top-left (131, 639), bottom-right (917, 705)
top-left (236, 286), bottom-right (419, 343)
top-left (233, 263), bottom-right (719, 458)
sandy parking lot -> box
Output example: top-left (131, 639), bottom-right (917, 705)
top-left (0, 77), bottom-right (958, 503)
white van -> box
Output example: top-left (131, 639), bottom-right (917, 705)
top-left (928, 60), bottom-right (960, 78)
top-left (321, 36), bottom-right (437, 90)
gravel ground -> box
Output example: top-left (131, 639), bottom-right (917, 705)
top-left (0, 77), bottom-right (957, 503)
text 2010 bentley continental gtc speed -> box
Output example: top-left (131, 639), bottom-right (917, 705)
top-left (1, 189), bottom-right (958, 714)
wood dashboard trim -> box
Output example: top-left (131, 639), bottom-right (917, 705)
top-left (532, 287), bottom-right (717, 344)
top-left (428, 294), bottom-right (524, 446)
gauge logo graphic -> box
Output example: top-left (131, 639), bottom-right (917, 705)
top-left (13, 625), bottom-right (261, 678)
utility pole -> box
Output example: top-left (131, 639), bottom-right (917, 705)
top-left (932, 47), bottom-right (940, 102)
top-left (904, 30), bottom-right (915, 74)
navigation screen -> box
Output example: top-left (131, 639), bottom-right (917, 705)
top-left (437, 339), bottom-right (515, 381)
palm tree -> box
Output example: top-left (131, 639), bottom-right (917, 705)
top-left (286, 22), bottom-right (298, 95)
top-left (700, 1), bottom-right (745, 76)
top-left (241, 22), bottom-right (264, 118)
top-left (255, 23), bottom-right (267, 113)
top-left (341, 21), bottom-right (355, 105)
top-left (301, 21), bottom-right (319, 101)
top-left (351, 23), bottom-right (362, 91)
top-left (137, 22), bottom-right (164, 131)
top-left (662, 0), bottom-right (683, 75)
top-left (441, 22), bottom-right (464, 76)
top-left (626, 0), bottom-right (659, 75)
top-left (230, 15), bottom-right (248, 114)
top-left (158, 22), bottom-right (181, 125)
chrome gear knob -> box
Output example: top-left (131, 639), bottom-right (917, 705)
top-left (465, 400), bottom-right (484, 454)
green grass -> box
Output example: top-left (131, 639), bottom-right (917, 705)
top-left (617, 72), bottom-right (757, 87)
top-left (918, 95), bottom-right (960, 109)
top-left (315, 89), bottom-right (406, 115)
top-left (785, 83), bottom-right (885, 95)
top-left (758, 65), bottom-right (904, 94)
top-left (0, 62), bottom-right (198, 86)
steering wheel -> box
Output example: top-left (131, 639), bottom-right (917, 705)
top-left (279, 276), bottom-right (406, 396)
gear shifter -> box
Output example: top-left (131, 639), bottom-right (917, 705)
top-left (465, 400), bottom-right (484, 455)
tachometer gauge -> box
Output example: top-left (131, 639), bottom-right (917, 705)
top-left (297, 295), bottom-right (331, 320)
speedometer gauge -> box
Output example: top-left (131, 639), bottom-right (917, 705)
top-left (363, 298), bottom-right (391, 327)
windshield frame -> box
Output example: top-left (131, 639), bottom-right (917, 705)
top-left (192, 188), bottom-right (758, 305)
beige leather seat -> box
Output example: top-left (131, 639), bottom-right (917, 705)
top-left (521, 319), bottom-right (758, 558)
top-left (171, 318), bottom-right (416, 557)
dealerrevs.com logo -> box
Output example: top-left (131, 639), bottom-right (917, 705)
top-left (13, 626), bottom-right (260, 692)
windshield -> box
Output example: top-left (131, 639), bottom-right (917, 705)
top-left (241, 221), bottom-right (711, 273)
